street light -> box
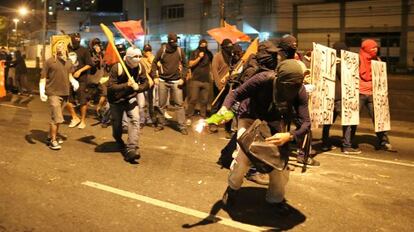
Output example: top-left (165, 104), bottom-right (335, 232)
top-left (18, 7), bottom-right (28, 16)
top-left (13, 18), bottom-right (20, 47)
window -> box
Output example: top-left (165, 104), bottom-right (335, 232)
top-left (161, 4), bottom-right (184, 20)
top-left (202, 0), bottom-right (212, 17)
top-left (264, 0), bottom-right (276, 15)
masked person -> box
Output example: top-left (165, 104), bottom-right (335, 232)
top-left (278, 34), bottom-right (320, 166)
top-left (141, 44), bottom-right (157, 127)
top-left (150, 33), bottom-right (189, 135)
top-left (186, 39), bottom-right (213, 121)
top-left (210, 39), bottom-right (234, 133)
top-left (219, 60), bottom-right (310, 212)
top-left (358, 39), bottom-right (394, 151)
top-left (66, 33), bottom-right (93, 129)
top-left (39, 36), bottom-right (79, 150)
top-left (107, 47), bottom-right (150, 163)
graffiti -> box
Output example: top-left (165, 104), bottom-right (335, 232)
top-left (341, 50), bottom-right (360, 125)
top-left (310, 43), bottom-right (336, 128)
top-left (371, 60), bottom-right (391, 132)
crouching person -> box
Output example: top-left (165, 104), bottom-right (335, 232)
top-left (219, 59), bottom-right (310, 212)
top-left (107, 47), bottom-right (149, 163)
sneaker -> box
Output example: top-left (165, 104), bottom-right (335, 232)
top-left (378, 143), bottom-right (397, 152)
top-left (342, 147), bottom-right (362, 155)
top-left (245, 172), bottom-right (269, 185)
top-left (321, 143), bottom-right (332, 152)
top-left (48, 140), bottom-right (61, 150)
top-left (47, 137), bottom-right (63, 145)
top-left (179, 128), bottom-right (188, 135)
top-left (222, 186), bottom-right (237, 208)
top-left (68, 118), bottom-right (81, 128)
top-left (154, 125), bottom-right (164, 132)
top-left (297, 156), bottom-right (320, 166)
top-left (77, 122), bottom-right (86, 129)
top-left (266, 199), bottom-right (290, 215)
top-left (164, 111), bottom-right (173, 119)
top-left (124, 150), bottom-right (139, 163)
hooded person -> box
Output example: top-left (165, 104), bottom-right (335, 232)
top-left (150, 33), bottom-right (189, 135)
top-left (278, 34), bottom-right (298, 60)
top-left (218, 59), bottom-right (310, 211)
top-left (186, 39), bottom-right (214, 119)
top-left (107, 46), bottom-right (150, 163)
top-left (358, 39), bottom-right (394, 151)
top-left (66, 32), bottom-right (94, 129)
top-left (39, 35), bottom-right (79, 150)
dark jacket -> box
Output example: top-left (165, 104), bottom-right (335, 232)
top-left (151, 44), bottom-right (188, 81)
top-left (223, 70), bottom-right (310, 140)
top-left (107, 63), bottom-right (149, 104)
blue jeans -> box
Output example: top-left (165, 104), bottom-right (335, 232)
top-left (157, 80), bottom-right (186, 129)
top-left (322, 100), bottom-right (356, 148)
top-left (110, 98), bottom-right (140, 153)
top-left (359, 94), bottom-right (390, 145)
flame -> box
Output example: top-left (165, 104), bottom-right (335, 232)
top-left (195, 119), bottom-right (206, 133)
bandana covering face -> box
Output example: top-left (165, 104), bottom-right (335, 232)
top-left (274, 59), bottom-right (304, 110)
top-left (124, 47), bottom-right (142, 68)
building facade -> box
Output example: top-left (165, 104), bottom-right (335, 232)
top-left (123, 0), bottom-right (414, 71)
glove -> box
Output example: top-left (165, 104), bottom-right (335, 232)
top-left (70, 77), bottom-right (79, 91)
top-left (217, 106), bottom-right (228, 116)
top-left (39, 78), bottom-right (48, 102)
top-left (131, 82), bottom-right (139, 91)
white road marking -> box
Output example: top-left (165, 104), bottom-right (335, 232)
top-left (82, 181), bottom-right (264, 232)
top-left (323, 151), bottom-right (414, 168)
top-left (0, 103), bottom-right (27, 110)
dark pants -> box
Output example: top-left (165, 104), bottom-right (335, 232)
top-left (322, 100), bottom-right (357, 148)
top-left (359, 94), bottom-right (390, 145)
top-left (186, 80), bottom-right (210, 118)
top-left (110, 98), bottom-right (140, 153)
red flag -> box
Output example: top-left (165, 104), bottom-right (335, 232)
top-left (113, 20), bottom-right (145, 44)
top-left (207, 22), bottom-right (250, 44)
top-left (103, 43), bottom-right (119, 65)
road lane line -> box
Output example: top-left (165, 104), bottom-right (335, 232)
top-left (82, 181), bottom-right (264, 232)
top-left (0, 103), bottom-right (27, 110)
top-left (323, 151), bottom-right (414, 168)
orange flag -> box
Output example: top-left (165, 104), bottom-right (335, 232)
top-left (0, 61), bottom-right (6, 98)
top-left (207, 22), bottom-right (251, 44)
top-left (103, 43), bottom-right (119, 65)
top-left (113, 20), bottom-right (145, 45)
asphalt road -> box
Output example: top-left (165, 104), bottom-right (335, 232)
top-left (0, 97), bottom-right (413, 232)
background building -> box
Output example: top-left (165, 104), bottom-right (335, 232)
top-left (123, 0), bottom-right (414, 72)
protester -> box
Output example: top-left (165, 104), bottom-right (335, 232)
top-left (66, 33), bottom-right (93, 129)
top-left (358, 39), bottom-right (394, 151)
top-left (321, 42), bottom-right (361, 154)
top-left (186, 39), bottom-right (213, 121)
top-left (278, 34), bottom-right (320, 166)
top-left (10, 50), bottom-right (30, 96)
top-left (150, 33), bottom-right (188, 135)
top-left (210, 39), bottom-right (234, 133)
top-left (39, 36), bottom-right (79, 150)
top-left (107, 46), bottom-right (150, 163)
top-left (220, 59), bottom-right (310, 213)
top-left (141, 44), bottom-right (157, 127)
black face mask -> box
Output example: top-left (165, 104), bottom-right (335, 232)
top-left (168, 42), bottom-right (178, 48)
top-left (199, 47), bottom-right (207, 52)
top-left (257, 52), bottom-right (278, 70)
top-left (71, 39), bottom-right (80, 50)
